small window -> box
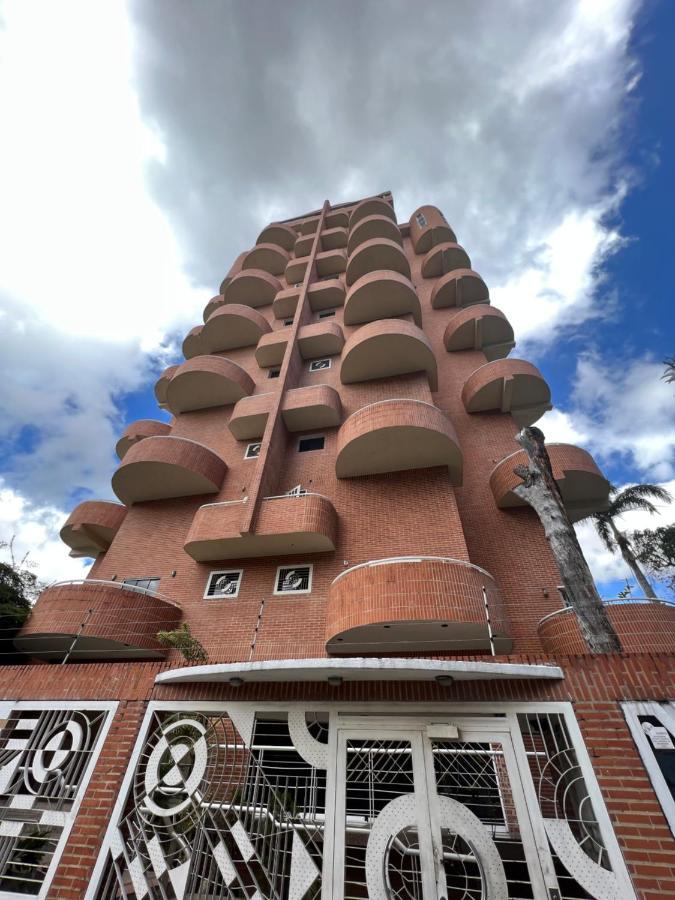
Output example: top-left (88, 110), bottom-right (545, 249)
top-left (319, 273), bottom-right (338, 281)
top-left (283, 318), bottom-right (294, 326)
top-left (415, 212), bottom-right (427, 228)
top-left (309, 358), bottom-right (331, 372)
top-left (204, 570), bottom-right (243, 599)
top-left (298, 435), bottom-right (325, 453)
top-left (123, 577), bottom-right (160, 593)
top-left (317, 309), bottom-right (336, 319)
top-left (274, 564), bottom-right (312, 595)
top-left (268, 367), bottom-right (281, 379)
top-left (245, 442), bottom-right (261, 459)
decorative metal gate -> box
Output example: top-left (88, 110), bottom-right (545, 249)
top-left (89, 704), bottom-right (635, 900)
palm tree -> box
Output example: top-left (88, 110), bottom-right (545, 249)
top-left (662, 356), bottom-right (675, 385)
top-left (587, 484), bottom-right (672, 600)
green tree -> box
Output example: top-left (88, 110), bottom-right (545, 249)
top-left (631, 524), bottom-right (675, 595)
top-left (584, 484), bottom-right (672, 600)
top-left (0, 538), bottom-right (42, 664)
top-left (156, 623), bottom-right (208, 662)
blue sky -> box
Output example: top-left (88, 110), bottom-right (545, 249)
top-left (0, 0), bottom-right (673, 597)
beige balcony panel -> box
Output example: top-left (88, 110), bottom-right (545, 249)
top-left (308, 279), bottom-right (346, 311)
top-left (346, 238), bottom-right (411, 285)
top-left (298, 215), bottom-right (320, 235)
top-left (255, 329), bottom-right (290, 368)
top-left (116, 419), bottom-right (172, 460)
top-left (421, 242), bottom-right (471, 278)
top-left (340, 320), bottom-right (438, 389)
top-left (294, 234), bottom-right (314, 257)
top-left (344, 271), bottom-right (421, 326)
top-left (462, 359), bottom-right (552, 427)
top-left (349, 197), bottom-right (397, 228)
top-left (281, 385), bottom-right (342, 432)
top-left (112, 436), bottom-right (226, 504)
top-left (59, 501), bottom-right (127, 558)
top-left (325, 209), bottom-right (349, 229)
top-left (256, 223), bottom-right (297, 252)
top-left (336, 399), bottom-right (462, 483)
top-left (184, 494), bottom-right (337, 561)
top-left (286, 256), bottom-right (310, 284)
top-left (223, 269), bottom-right (281, 308)
top-left (316, 248), bottom-right (347, 277)
top-left (166, 356), bottom-right (255, 414)
top-left (228, 393), bottom-right (274, 440)
top-left (154, 365), bottom-right (179, 407)
top-left (321, 227), bottom-right (348, 250)
top-left (182, 325), bottom-right (205, 360)
top-left (203, 294), bottom-right (225, 323)
top-left (201, 304), bottom-right (271, 353)
top-left (431, 268), bottom-right (489, 309)
top-left (242, 243), bottom-right (290, 277)
top-left (444, 306), bottom-right (515, 361)
top-left (273, 286), bottom-right (301, 319)
top-left (298, 322), bottom-right (345, 359)
top-left (347, 214), bottom-right (403, 254)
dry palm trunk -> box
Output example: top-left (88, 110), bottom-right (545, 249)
top-left (513, 427), bottom-right (622, 653)
top-left (608, 519), bottom-right (658, 600)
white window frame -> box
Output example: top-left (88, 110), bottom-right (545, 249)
top-left (622, 700), bottom-right (675, 837)
top-left (308, 358), bottom-right (331, 372)
top-left (297, 434), bottom-right (325, 453)
top-left (244, 442), bottom-right (262, 460)
top-left (203, 569), bottom-right (243, 600)
top-left (273, 563), bottom-right (313, 595)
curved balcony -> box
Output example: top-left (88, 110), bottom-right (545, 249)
top-left (257, 222), bottom-right (297, 252)
top-left (349, 197), bottom-right (397, 229)
top-left (242, 243), bottom-right (290, 277)
top-left (298, 321), bottom-right (344, 359)
top-left (462, 359), bottom-right (551, 426)
top-left (154, 364), bottom-right (179, 407)
top-left (229, 393), bottom-right (274, 440)
top-left (326, 209), bottom-right (349, 229)
top-left (336, 399), bottom-right (462, 482)
top-left (112, 436), bottom-right (227, 504)
top-left (421, 242), bottom-right (471, 278)
top-left (184, 493), bottom-right (338, 561)
top-left (116, 419), bottom-right (172, 460)
top-left (431, 268), bottom-right (489, 308)
top-left (165, 356), bottom-right (255, 414)
top-left (201, 303), bottom-right (271, 353)
top-left (255, 328), bottom-right (290, 368)
top-left (490, 444), bottom-right (610, 523)
top-left (182, 325), bottom-right (205, 359)
top-left (348, 214), bottom-right (402, 254)
top-left (316, 248), bottom-right (347, 277)
top-left (325, 557), bottom-right (511, 654)
top-left (298, 215), bottom-right (320, 235)
top-left (203, 294), bottom-right (225, 323)
top-left (409, 205), bottom-right (456, 254)
top-left (537, 600), bottom-right (675, 655)
top-left (346, 238), bottom-right (411, 286)
top-left (59, 501), bottom-right (127, 558)
top-left (218, 250), bottom-right (247, 297)
top-left (15, 580), bottom-right (181, 661)
top-left (308, 278), bottom-right (346, 311)
top-left (444, 306), bottom-right (515, 361)
top-left (282, 385), bottom-right (342, 432)
top-left (223, 269), bottom-right (281, 308)
top-left (341, 319), bottom-right (437, 389)
top-left (286, 255), bottom-right (310, 284)
top-left (273, 286), bottom-right (302, 319)
top-left (295, 227), bottom-right (348, 258)
top-left (344, 271), bottom-right (421, 326)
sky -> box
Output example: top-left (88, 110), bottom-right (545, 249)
top-left (0, 0), bottom-right (673, 598)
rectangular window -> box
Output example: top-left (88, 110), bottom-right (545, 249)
top-left (274, 564), bottom-right (313, 594)
top-left (268, 367), bottom-right (281, 379)
top-left (283, 318), bottom-right (294, 326)
top-left (298, 435), bottom-right (325, 453)
top-left (415, 212), bottom-right (427, 227)
top-left (309, 358), bottom-right (331, 372)
top-left (623, 701), bottom-right (675, 835)
top-left (244, 442), bottom-right (261, 459)
top-left (204, 570), bottom-right (243, 599)
top-left (123, 577), bottom-right (160, 593)
top-left (317, 309), bottom-right (336, 319)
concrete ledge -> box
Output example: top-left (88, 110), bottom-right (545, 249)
top-left (155, 657), bottom-right (564, 685)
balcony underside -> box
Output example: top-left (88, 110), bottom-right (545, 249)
top-left (326, 621), bottom-right (512, 654)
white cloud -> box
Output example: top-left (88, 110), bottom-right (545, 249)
top-left (0, 479), bottom-right (89, 585)
top-left (575, 478), bottom-right (675, 595)
top-left (540, 354), bottom-right (675, 481)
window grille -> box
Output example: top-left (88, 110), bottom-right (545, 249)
top-left (415, 212), bottom-right (427, 227)
top-left (244, 442), bottom-right (261, 459)
top-left (204, 570), bottom-right (243, 599)
top-left (308, 358), bottom-right (330, 372)
top-left (275, 565), bottom-right (313, 594)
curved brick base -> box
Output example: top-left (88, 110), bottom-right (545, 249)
top-left (16, 582), bottom-right (182, 661)
top-left (538, 602), bottom-right (675, 654)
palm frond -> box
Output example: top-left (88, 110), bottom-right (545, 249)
top-left (608, 484), bottom-right (672, 518)
top-left (663, 356), bottom-right (675, 385)
top-left (592, 512), bottom-right (616, 552)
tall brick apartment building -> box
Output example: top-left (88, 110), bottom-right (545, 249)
top-left (1, 194), bottom-right (674, 898)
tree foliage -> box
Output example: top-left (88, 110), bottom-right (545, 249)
top-left (0, 539), bottom-right (43, 664)
top-left (632, 524), bottom-right (675, 595)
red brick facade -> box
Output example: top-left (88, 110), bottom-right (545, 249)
top-left (7, 192), bottom-right (675, 897)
